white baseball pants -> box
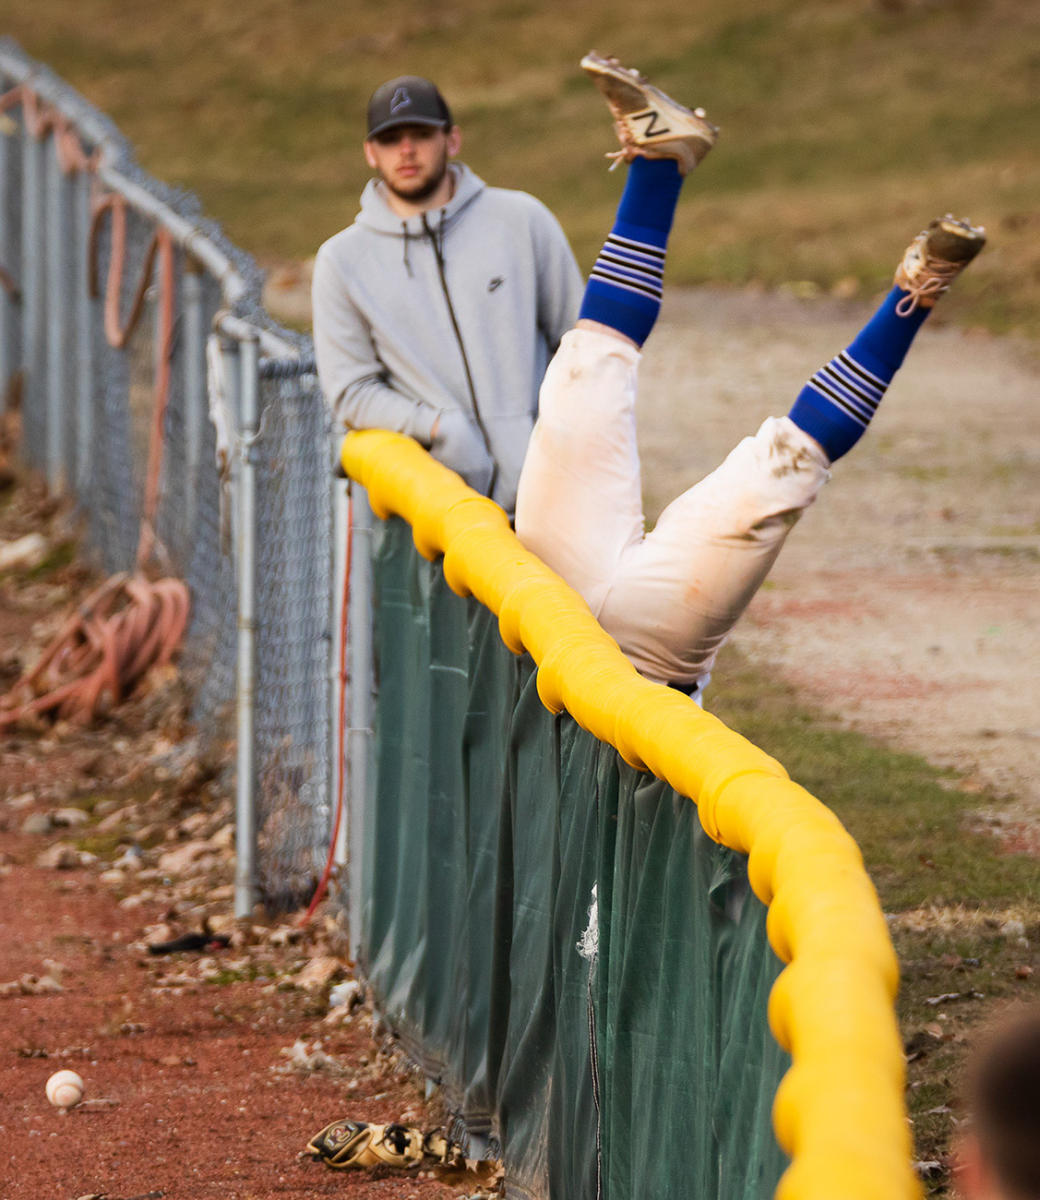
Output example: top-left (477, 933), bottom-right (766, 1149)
top-left (515, 328), bottom-right (831, 688)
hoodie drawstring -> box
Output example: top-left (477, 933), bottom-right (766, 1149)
top-left (420, 211), bottom-right (498, 498)
top-left (401, 222), bottom-right (413, 276)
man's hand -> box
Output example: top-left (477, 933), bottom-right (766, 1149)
top-left (429, 409), bottom-right (494, 495)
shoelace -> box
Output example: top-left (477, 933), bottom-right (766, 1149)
top-left (895, 254), bottom-right (965, 316)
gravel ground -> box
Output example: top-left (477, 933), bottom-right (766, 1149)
top-left (0, 482), bottom-right (483, 1200)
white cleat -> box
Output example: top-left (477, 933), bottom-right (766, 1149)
top-left (581, 51), bottom-right (719, 175)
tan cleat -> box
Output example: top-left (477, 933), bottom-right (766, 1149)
top-left (581, 51), bottom-right (718, 175)
top-left (893, 214), bottom-right (986, 314)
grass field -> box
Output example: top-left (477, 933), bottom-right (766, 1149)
top-left (3, 0), bottom-right (1039, 334)
top-left (709, 642), bottom-right (1040, 1179)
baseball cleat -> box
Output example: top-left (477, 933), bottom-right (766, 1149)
top-left (893, 214), bottom-right (986, 314)
top-left (581, 51), bottom-right (718, 175)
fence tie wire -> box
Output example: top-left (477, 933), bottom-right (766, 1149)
top-left (259, 354), bottom-right (317, 381)
top-left (0, 262), bottom-right (19, 300)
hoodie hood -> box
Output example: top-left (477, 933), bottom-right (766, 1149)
top-left (355, 162), bottom-right (487, 237)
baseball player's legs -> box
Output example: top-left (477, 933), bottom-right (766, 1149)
top-left (597, 416), bottom-right (830, 685)
top-left (518, 54), bottom-right (989, 692)
top-left (593, 211), bottom-right (988, 686)
top-left (516, 58), bottom-right (716, 617)
top-left (514, 326), bottom-right (645, 616)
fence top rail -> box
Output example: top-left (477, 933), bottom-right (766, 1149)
top-left (0, 39), bottom-right (125, 165)
top-left (342, 427), bottom-right (922, 1200)
top-left (214, 313), bottom-right (306, 363)
top-left (97, 164), bottom-right (248, 309)
top-left (0, 37), bottom-right (312, 363)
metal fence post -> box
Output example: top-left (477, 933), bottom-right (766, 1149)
top-left (0, 88), bottom-right (15, 407)
top-left (74, 167), bottom-right (94, 493)
top-left (44, 134), bottom-right (69, 491)
top-left (234, 333), bottom-right (259, 920)
top-left (21, 119), bottom-right (44, 464)
top-left (220, 335), bottom-right (242, 551)
top-left (331, 460), bottom-right (350, 871)
top-left (346, 483), bottom-right (373, 960)
top-left (182, 261), bottom-right (205, 536)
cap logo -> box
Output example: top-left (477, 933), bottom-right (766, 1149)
top-left (390, 87), bottom-right (412, 114)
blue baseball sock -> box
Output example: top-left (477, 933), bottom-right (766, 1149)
top-left (787, 286), bottom-right (931, 462)
top-left (579, 157), bottom-right (684, 347)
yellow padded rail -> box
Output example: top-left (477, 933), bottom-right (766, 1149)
top-left (343, 430), bottom-right (920, 1200)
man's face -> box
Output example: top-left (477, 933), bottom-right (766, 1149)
top-left (363, 124), bottom-right (460, 203)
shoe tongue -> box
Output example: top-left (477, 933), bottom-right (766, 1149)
top-left (930, 229), bottom-right (976, 263)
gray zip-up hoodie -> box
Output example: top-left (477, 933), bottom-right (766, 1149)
top-left (312, 163), bottom-right (583, 513)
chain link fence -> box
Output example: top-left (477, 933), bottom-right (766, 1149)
top-left (0, 39), bottom-right (340, 915)
top-left (252, 370), bottom-right (334, 912)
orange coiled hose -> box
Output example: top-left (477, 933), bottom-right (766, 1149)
top-left (0, 574), bottom-right (190, 727)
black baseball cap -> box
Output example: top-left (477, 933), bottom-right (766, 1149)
top-left (366, 76), bottom-right (453, 139)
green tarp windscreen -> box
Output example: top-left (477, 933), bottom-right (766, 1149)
top-left (361, 517), bottom-right (790, 1200)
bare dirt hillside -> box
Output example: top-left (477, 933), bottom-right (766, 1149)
top-left (639, 287), bottom-right (1040, 840)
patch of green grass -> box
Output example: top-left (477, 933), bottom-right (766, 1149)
top-left (58, 793), bottom-right (110, 817)
top-left (204, 963), bottom-right (270, 986)
top-left (25, 540), bottom-right (77, 579)
top-left (707, 643), bottom-right (1040, 911)
top-left (74, 829), bottom-right (131, 857)
top-left (708, 642), bottom-right (1040, 1190)
top-left (932, 543), bottom-right (1040, 564)
top-left (897, 465), bottom-right (951, 483)
top-left (895, 924), bottom-right (1039, 1183)
top-left (67, 791), bottom-right (115, 815)
top-left (988, 522), bottom-right (1040, 537)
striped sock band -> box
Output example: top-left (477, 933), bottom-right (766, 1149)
top-left (578, 157), bottom-right (682, 346)
top-left (808, 350), bottom-right (886, 429)
top-left (788, 350), bottom-right (888, 462)
top-left (579, 232), bottom-right (667, 346)
top-left (788, 285), bottom-right (933, 461)
top-left (590, 233), bottom-right (666, 305)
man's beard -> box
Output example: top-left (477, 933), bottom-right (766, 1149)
top-left (384, 149), bottom-right (450, 203)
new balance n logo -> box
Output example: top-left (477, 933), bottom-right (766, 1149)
top-left (630, 107), bottom-right (671, 138)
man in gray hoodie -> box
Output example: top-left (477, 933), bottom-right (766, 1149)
top-left (312, 76), bottom-right (583, 515)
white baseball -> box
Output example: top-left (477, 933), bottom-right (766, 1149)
top-left (45, 1069), bottom-right (84, 1109)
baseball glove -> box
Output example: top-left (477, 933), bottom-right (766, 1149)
top-left (306, 1119), bottom-right (464, 1171)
